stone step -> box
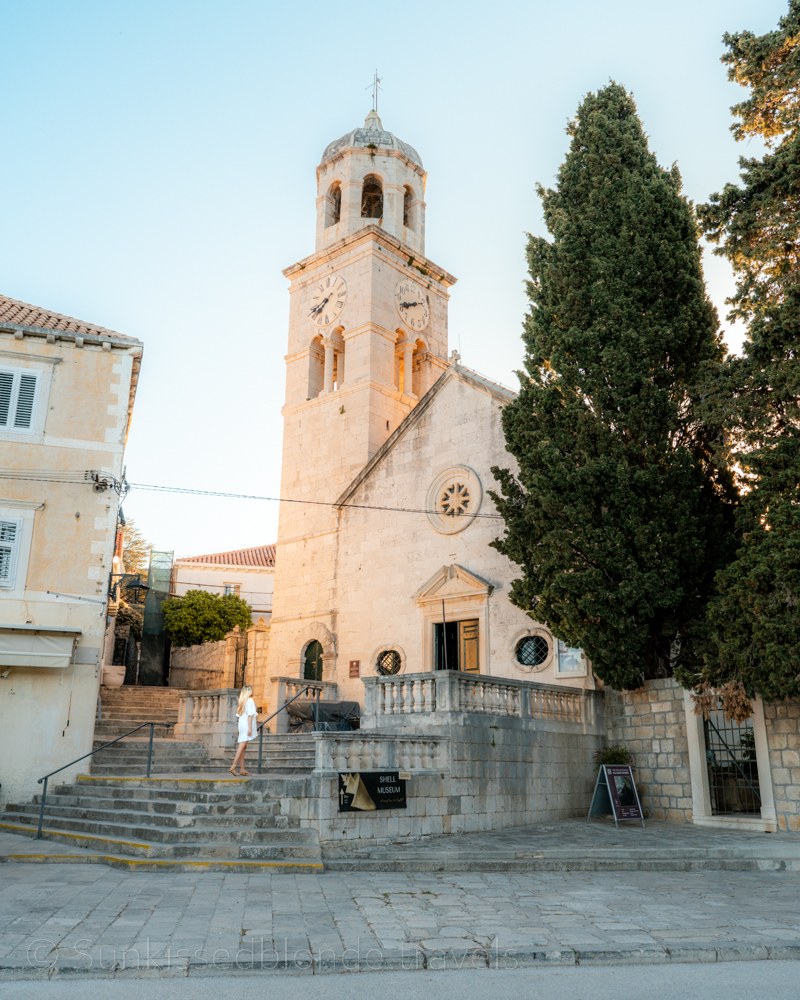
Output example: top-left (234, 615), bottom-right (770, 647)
top-left (0, 821), bottom-right (323, 867)
top-left (4, 804), bottom-right (294, 833)
top-left (44, 781), bottom-right (266, 804)
top-left (22, 793), bottom-right (274, 816)
top-left (3, 795), bottom-right (289, 839)
top-left (89, 764), bottom-right (207, 776)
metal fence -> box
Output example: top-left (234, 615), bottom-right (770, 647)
top-left (704, 710), bottom-right (761, 814)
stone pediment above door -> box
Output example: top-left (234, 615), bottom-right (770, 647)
top-left (414, 564), bottom-right (495, 606)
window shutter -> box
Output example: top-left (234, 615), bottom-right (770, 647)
top-left (0, 371), bottom-right (12, 427)
top-left (0, 519), bottom-right (19, 585)
top-left (14, 372), bottom-right (38, 429)
top-left (0, 368), bottom-right (39, 432)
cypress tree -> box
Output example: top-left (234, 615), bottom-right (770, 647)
top-left (491, 82), bottom-right (735, 691)
top-left (693, 2), bottom-right (800, 702)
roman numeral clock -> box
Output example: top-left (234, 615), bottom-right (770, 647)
top-left (309, 275), bottom-right (348, 327)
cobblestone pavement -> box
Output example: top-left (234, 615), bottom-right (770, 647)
top-left (1, 863), bottom-right (800, 977)
top-left (323, 817), bottom-right (800, 862)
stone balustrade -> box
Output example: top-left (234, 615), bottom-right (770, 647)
top-left (314, 732), bottom-right (448, 773)
top-left (269, 675), bottom-right (339, 734)
top-left (173, 688), bottom-right (240, 753)
top-left (363, 671), bottom-right (594, 728)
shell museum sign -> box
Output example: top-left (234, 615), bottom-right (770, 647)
top-left (338, 771), bottom-right (407, 811)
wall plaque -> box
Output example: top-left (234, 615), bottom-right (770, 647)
top-left (587, 764), bottom-right (645, 827)
top-left (338, 771), bottom-right (407, 811)
top-left (349, 660), bottom-right (360, 678)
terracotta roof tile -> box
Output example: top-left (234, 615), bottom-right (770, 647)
top-left (178, 544), bottom-right (276, 568)
top-left (0, 293), bottom-right (135, 341)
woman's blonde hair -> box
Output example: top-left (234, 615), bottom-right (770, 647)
top-left (237, 684), bottom-right (253, 715)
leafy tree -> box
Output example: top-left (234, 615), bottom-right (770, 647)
top-left (690, 2), bottom-right (800, 702)
top-left (491, 82), bottom-right (736, 691)
top-left (122, 518), bottom-right (152, 576)
top-left (161, 589), bottom-right (253, 647)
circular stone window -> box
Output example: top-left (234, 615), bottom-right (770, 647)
top-left (426, 466), bottom-right (483, 535)
top-left (516, 635), bottom-right (549, 668)
top-left (376, 650), bottom-right (402, 675)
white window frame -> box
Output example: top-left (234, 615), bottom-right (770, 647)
top-left (0, 502), bottom-right (39, 595)
top-left (0, 516), bottom-right (23, 589)
top-left (684, 690), bottom-right (777, 832)
top-left (0, 366), bottom-right (41, 435)
top-left (554, 639), bottom-right (587, 677)
top-left (0, 352), bottom-right (57, 444)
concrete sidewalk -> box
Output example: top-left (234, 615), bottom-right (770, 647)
top-left (1, 859), bottom-right (800, 979)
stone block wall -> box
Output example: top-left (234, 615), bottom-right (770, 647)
top-left (763, 700), bottom-right (800, 832)
top-left (300, 712), bottom-right (605, 845)
top-left (605, 677), bottom-right (693, 823)
top-left (168, 640), bottom-right (226, 689)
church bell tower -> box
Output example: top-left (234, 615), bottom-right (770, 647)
top-left (268, 110), bottom-right (457, 682)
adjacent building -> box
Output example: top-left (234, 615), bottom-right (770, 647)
top-left (171, 544), bottom-right (276, 622)
top-left (0, 294), bottom-right (142, 808)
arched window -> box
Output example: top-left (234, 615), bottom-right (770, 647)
top-left (361, 175), bottom-right (383, 218)
top-left (403, 186), bottom-right (414, 230)
top-left (304, 640), bottom-right (324, 681)
top-left (308, 336), bottom-right (324, 399)
top-left (325, 182), bottom-right (341, 228)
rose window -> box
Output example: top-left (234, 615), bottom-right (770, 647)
top-left (439, 482), bottom-right (471, 518)
top-left (427, 466), bottom-right (483, 535)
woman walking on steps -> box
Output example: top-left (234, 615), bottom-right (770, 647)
top-left (230, 684), bottom-right (257, 776)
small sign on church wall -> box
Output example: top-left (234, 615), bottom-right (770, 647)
top-left (338, 771), bottom-right (407, 811)
top-left (349, 660), bottom-right (360, 678)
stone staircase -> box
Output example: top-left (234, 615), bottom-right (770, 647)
top-left (95, 684), bottom-right (183, 741)
top-left (0, 685), bottom-right (324, 870)
top-left (1, 775), bottom-right (321, 871)
top-left (94, 685), bottom-right (317, 775)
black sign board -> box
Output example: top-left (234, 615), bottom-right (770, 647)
top-left (587, 764), bottom-right (645, 827)
top-left (338, 771), bottom-right (407, 812)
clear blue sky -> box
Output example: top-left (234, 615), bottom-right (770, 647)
top-left (0, 0), bottom-right (783, 558)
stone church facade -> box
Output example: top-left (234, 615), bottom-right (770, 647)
top-left (243, 111), bottom-right (799, 839)
top-left (266, 110), bottom-right (591, 704)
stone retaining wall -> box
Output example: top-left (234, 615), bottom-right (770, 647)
top-left (297, 710), bottom-right (606, 844)
top-left (605, 677), bottom-right (693, 823)
top-left (764, 700), bottom-right (800, 832)
top-left (168, 640), bottom-right (226, 689)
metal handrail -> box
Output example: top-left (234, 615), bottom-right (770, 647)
top-left (35, 721), bottom-right (172, 839)
top-left (256, 686), bottom-right (322, 773)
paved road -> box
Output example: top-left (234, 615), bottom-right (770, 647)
top-left (2, 962), bottom-right (799, 999)
top-left (1, 863), bottom-right (800, 977)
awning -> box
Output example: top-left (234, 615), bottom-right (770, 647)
top-left (0, 625), bottom-right (81, 668)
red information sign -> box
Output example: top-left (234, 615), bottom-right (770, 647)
top-left (349, 660), bottom-right (360, 678)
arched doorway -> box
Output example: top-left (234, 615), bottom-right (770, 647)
top-left (304, 640), bottom-right (324, 681)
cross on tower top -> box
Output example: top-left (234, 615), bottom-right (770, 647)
top-left (366, 69), bottom-right (382, 113)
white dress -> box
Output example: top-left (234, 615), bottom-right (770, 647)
top-left (237, 697), bottom-right (257, 743)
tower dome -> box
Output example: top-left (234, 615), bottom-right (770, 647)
top-left (320, 110), bottom-right (423, 168)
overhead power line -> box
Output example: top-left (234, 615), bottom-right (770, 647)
top-left (0, 470), bottom-right (508, 520)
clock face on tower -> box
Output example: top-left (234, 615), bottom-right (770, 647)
top-left (309, 274), bottom-right (347, 327)
top-left (395, 278), bottom-right (430, 332)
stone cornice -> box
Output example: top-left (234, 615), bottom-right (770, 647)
top-left (283, 225), bottom-right (457, 288)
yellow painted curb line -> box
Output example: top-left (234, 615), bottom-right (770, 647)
top-left (76, 776), bottom-right (249, 784)
top-left (2, 854), bottom-right (323, 870)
